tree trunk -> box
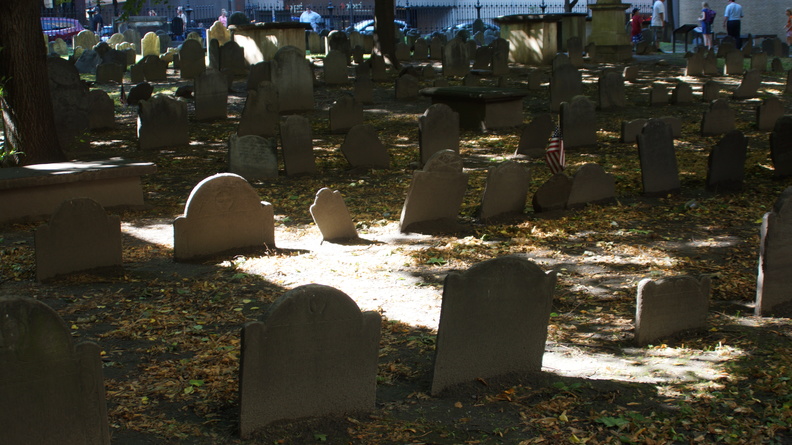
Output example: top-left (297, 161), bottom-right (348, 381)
top-left (0, 0), bottom-right (66, 166)
top-left (564, 0), bottom-right (579, 13)
top-left (374, 0), bottom-right (398, 68)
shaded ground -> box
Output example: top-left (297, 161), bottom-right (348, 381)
top-left (1, 47), bottom-right (792, 444)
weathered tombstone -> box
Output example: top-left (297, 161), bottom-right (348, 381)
top-left (0, 296), bottom-right (110, 444)
top-left (430, 35), bottom-right (444, 60)
top-left (684, 50), bottom-right (704, 76)
top-left (179, 38), bottom-right (206, 79)
top-left (219, 40), bottom-right (246, 76)
top-left (701, 99), bottom-right (735, 136)
top-left (717, 39), bottom-right (736, 57)
top-left (173, 173), bottom-right (274, 261)
top-left (400, 150), bottom-right (468, 233)
top-left (126, 81), bottom-right (153, 106)
top-left (238, 81), bottom-right (278, 137)
top-left (706, 130), bottom-right (747, 192)
top-left (431, 256), bottom-right (556, 395)
top-left (702, 79), bottom-right (720, 101)
top-left (239, 284), bottom-right (380, 437)
top-left (671, 82), bottom-right (694, 105)
top-left (95, 63), bottom-right (123, 84)
top-left (659, 116), bottom-right (683, 138)
top-left (532, 173), bottom-right (572, 213)
top-left (228, 134), bottom-right (278, 181)
top-left (138, 55), bottom-right (167, 81)
top-left (762, 37), bottom-right (785, 57)
top-left (323, 50), bottom-right (350, 85)
top-left (772, 57), bottom-right (784, 72)
top-left (757, 96), bottom-right (784, 131)
top-left (246, 61), bottom-right (271, 91)
top-left (751, 52), bottom-right (768, 73)
top-left (73, 29), bottom-right (99, 53)
top-left (515, 113), bottom-right (553, 157)
top-left (413, 38), bottom-right (429, 60)
top-left (479, 161), bottom-right (530, 220)
top-left (280, 115), bottom-right (317, 176)
top-left (129, 63), bottom-right (145, 83)
top-left (490, 38), bottom-right (509, 76)
top-left (649, 84), bottom-right (669, 106)
top-left (560, 95), bottom-right (597, 148)
top-left (550, 64), bottom-right (582, 112)
top-left (621, 118), bottom-right (648, 143)
top-left (552, 53), bottom-right (571, 72)
top-left (208, 38), bottom-right (221, 70)
top-left (636, 118), bottom-right (680, 196)
top-left (353, 76), bottom-right (374, 104)
top-left (464, 40), bottom-right (477, 62)
top-left (395, 41), bottom-right (411, 61)
top-left (309, 188), bottom-right (359, 242)
top-left (757, 187), bottom-right (792, 316)
top-left (395, 73), bottom-right (420, 99)
top-left (770, 116), bottom-right (792, 178)
top-left (75, 49), bottom-right (101, 74)
top-left (329, 94), bottom-right (364, 134)
top-left (598, 70), bottom-right (625, 110)
top-left (194, 69), bottom-right (228, 121)
top-left (733, 69), bottom-right (761, 100)
top-left (461, 72), bottom-right (480, 87)
top-left (369, 52), bottom-right (389, 81)
top-left (566, 163), bottom-right (616, 208)
top-left (137, 94), bottom-right (189, 150)
top-left (141, 32), bottom-right (160, 57)
top-left (528, 70), bottom-right (543, 90)
top-left (723, 50), bottom-right (743, 76)
top-left (419, 103), bottom-right (460, 165)
top-left (123, 28), bottom-right (141, 53)
top-left (442, 37), bottom-right (470, 77)
top-left (100, 48), bottom-right (127, 70)
top-left (34, 198), bottom-right (121, 281)
top-left (92, 41), bottom-right (111, 58)
top-left (354, 58), bottom-right (371, 80)
top-left (271, 46), bottom-right (314, 112)
top-left (122, 48), bottom-right (136, 66)
top-left (623, 65), bottom-right (638, 82)
top-left (635, 276), bottom-right (710, 346)
top-left (327, 30), bottom-right (352, 60)
top-left (50, 38), bottom-right (69, 56)
top-left (703, 50), bottom-right (719, 75)
top-left (472, 46), bottom-right (493, 70)
top-left (208, 20), bottom-right (231, 46)
top-left (47, 57), bottom-right (89, 151)
top-left (306, 31), bottom-right (323, 55)
top-left (340, 124), bottom-right (390, 169)
top-left (86, 89), bottom-right (115, 130)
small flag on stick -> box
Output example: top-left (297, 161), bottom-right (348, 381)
top-left (545, 125), bottom-right (565, 174)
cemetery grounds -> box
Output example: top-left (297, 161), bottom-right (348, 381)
top-left (1, 49), bottom-right (792, 444)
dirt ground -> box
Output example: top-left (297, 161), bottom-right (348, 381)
top-left (1, 49), bottom-right (792, 444)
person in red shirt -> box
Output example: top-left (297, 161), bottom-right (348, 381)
top-left (630, 8), bottom-right (643, 51)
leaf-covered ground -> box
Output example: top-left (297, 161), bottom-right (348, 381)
top-left (1, 48), bottom-right (792, 444)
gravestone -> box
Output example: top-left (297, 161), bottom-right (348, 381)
top-left (219, 41), bottom-right (246, 76)
top-left (623, 65), bottom-right (638, 82)
top-left (239, 284), bottom-right (380, 437)
top-left (430, 35), bottom-right (444, 60)
top-left (49, 38), bottom-right (69, 56)
top-left (684, 50), bottom-right (704, 76)
top-left (515, 113), bottom-right (554, 157)
top-left (173, 173), bottom-right (274, 260)
top-left (479, 161), bottom-right (530, 221)
top-left (238, 81), bottom-right (279, 137)
top-left (552, 53), bottom-right (571, 71)
top-left (129, 63), bottom-right (145, 83)
top-left (419, 103), bottom-right (460, 165)
top-left (702, 79), bottom-right (720, 101)
top-left (123, 28), bottom-right (141, 52)
top-left (733, 69), bottom-right (761, 100)
top-left (271, 46), bottom-right (314, 112)
top-left (431, 256), bottom-right (555, 395)
top-left (324, 50), bottom-right (350, 85)
top-left (635, 276), bottom-right (710, 346)
top-left (194, 69), bottom-right (228, 121)
top-left (75, 49), bottom-right (101, 74)
top-left (86, 89), bottom-right (115, 130)
top-left (567, 36), bottom-right (584, 67)
top-left (751, 52), bottom-right (767, 72)
top-left (306, 31), bottom-right (323, 54)
top-left (73, 29), bottom-right (98, 52)
top-left (95, 63), bottom-right (123, 84)
top-left (208, 39), bottom-right (220, 70)
top-left (560, 95), bottom-right (597, 148)
top-left (461, 72), bottom-right (480, 87)
top-left (703, 50), bottom-right (719, 75)
top-left (35, 198), bottom-right (121, 281)
top-left (413, 38), bottom-right (429, 60)
top-left (395, 42), bottom-right (411, 61)
top-left (717, 39), bottom-right (735, 57)
top-left (442, 37), bottom-right (470, 78)
top-left (636, 119), bottom-right (680, 195)
top-left (101, 48), bottom-right (127, 69)
top-left (141, 32), bottom-right (160, 57)
top-left (247, 61), bottom-right (271, 91)
top-left (772, 57), bottom-right (784, 72)
top-left (92, 41), bottom-right (110, 58)
top-left (0, 296), bottom-right (110, 444)
top-left (528, 70), bottom-right (543, 90)
top-left (621, 118), bottom-right (647, 143)
top-left (137, 94), bottom-right (189, 150)
top-left (400, 150), bottom-right (468, 234)
top-left (490, 38), bottom-right (509, 76)
top-left (660, 116), bottom-right (683, 138)
top-left (178, 39), bottom-right (206, 79)
top-left (327, 30), bottom-right (352, 60)
top-left (550, 64), bottom-right (582, 112)
top-left (106, 33), bottom-right (123, 47)
top-left (566, 163), bottom-right (616, 208)
top-left (369, 53), bottom-right (388, 81)
top-left (280, 115), bottom-right (317, 176)
top-left (756, 96), bottom-right (784, 131)
top-left (598, 70), bottom-right (626, 110)
top-left (309, 188), bottom-right (358, 242)
top-left (770, 116), bottom-right (792, 178)
top-left (671, 82), bottom-right (694, 105)
top-left (723, 50), bottom-right (743, 76)
top-left (340, 124), bottom-right (390, 169)
top-left (473, 46), bottom-right (493, 70)
top-left (532, 173), bottom-right (572, 213)
top-left (349, 31), bottom-right (365, 53)
top-left (762, 37), bottom-right (785, 57)
top-left (138, 55), bottom-right (167, 81)
top-left (47, 57), bottom-right (90, 152)
top-left (355, 58), bottom-right (371, 80)
top-left (741, 38), bottom-right (753, 57)
top-left (354, 77), bottom-right (374, 104)
top-left (127, 81), bottom-right (153, 106)
top-left (701, 99), bottom-right (735, 136)
top-left (228, 134), bottom-right (278, 181)
top-left (706, 130), bottom-right (747, 192)
top-left (757, 187), bottom-right (792, 316)
top-left (395, 74), bottom-right (420, 99)
top-left (208, 20), bottom-right (231, 46)
top-left (329, 94), bottom-right (364, 134)
top-left (649, 84), bottom-right (669, 106)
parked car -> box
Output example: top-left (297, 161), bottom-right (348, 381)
top-left (346, 19), bottom-right (417, 37)
top-left (41, 17), bottom-right (85, 42)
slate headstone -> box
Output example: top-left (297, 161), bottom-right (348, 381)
top-left (138, 54), bottom-right (167, 81)
top-left (560, 95), bottom-right (597, 148)
top-left (442, 37), bottom-right (470, 77)
top-left (353, 76), bottom-right (374, 104)
top-left (635, 276), bottom-right (710, 346)
top-left (329, 94), bottom-right (364, 134)
top-left (757, 96), bottom-right (784, 131)
top-left (228, 134), bottom-right (278, 181)
top-left (395, 73), bottom-right (420, 99)
top-left (271, 46), bottom-right (314, 112)
top-left (550, 64), bottom-right (582, 112)
top-left (280, 115), bottom-right (317, 176)
top-left (532, 173), bottom-right (572, 213)
top-left (87, 89), bottom-right (115, 130)
top-left (479, 161), bottom-right (530, 221)
top-left (671, 82), bottom-right (694, 105)
top-left (757, 187), bottom-right (792, 316)
top-left (515, 113), bottom-right (553, 157)
top-left (324, 50), bottom-right (350, 85)
top-left (340, 124), bottom-right (390, 169)
top-left (194, 69), bottom-right (229, 121)
top-left (684, 50), bottom-right (704, 76)
top-left (649, 84), bottom-right (669, 106)
top-left (219, 40), bottom-right (247, 76)
top-left (566, 163), bottom-right (616, 208)
top-left (598, 70), bottom-right (626, 110)
top-left (772, 57), bottom-right (784, 72)
top-left (702, 79), bottom-right (720, 101)
top-left (701, 99), bottom-right (735, 136)
top-left (309, 188), bottom-right (359, 242)
top-left (733, 69), bottom-right (761, 100)
top-left (75, 49), bottom-right (101, 74)
top-left (706, 130), bottom-right (747, 192)
top-left (419, 103), bottom-right (460, 165)
top-left (238, 82), bottom-right (279, 137)
top-left (623, 65), bottom-right (638, 82)
top-left (770, 116), bottom-right (792, 178)
top-left (127, 81), bottom-right (153, 106)
top-left (413, 38), bottom-right (429, 60)
top-left (400, 150), bottom-right (468, 234)
top-left (621, 118), bottom-right (648, 143)
top-left (95, 63), bottom-right (124, 84)
top-left (636, 119), bottom-right (680, 196)
top-left (723, 50), bottom-right (743, 76)
top-left (703, 50), bottom-right (719, 75)
top-left (137, 94), bottom-right (189, 150)
top-left (751, 52), bottom-right (767, 72)
top-left (179, 38), bottom-right (206, 79)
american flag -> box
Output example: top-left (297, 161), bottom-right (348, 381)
top-left (545, 125), bottom-right (565, 174)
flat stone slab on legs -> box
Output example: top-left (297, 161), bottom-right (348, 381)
top-left (420, 86), bottom-right (529, 131)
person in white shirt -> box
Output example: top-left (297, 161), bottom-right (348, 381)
top-left (651, 0), bottom-right (665, 49)
top-left (299, 7), bottom-right (322, 33)
top-left (722, 0), bottom-right (744, 48)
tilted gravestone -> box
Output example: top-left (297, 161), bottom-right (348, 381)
top-left (757, 96), bottom-right (784, 131)
top-left (702, 79), bottom-right (720, 102)
top-left (309, 188), bottom-right (359, 242)
top-left (684, 50), bottom-right (704, 76)
top-left (515, 113), bottom-right (553, 157)
top-left (431, 256), bottom-right (556, 395)
top-left (126, 81), bottom-right (153, 106)
top-left (479, 161), bottom-right (530, 221)
top-left (34, 198), bottom-right (122, 281)
top-left (550, 64), bottom-right (582, 112)
top-left (723, 49), bottom-right (743, 76)
top-left (395, 74), bottom-right (420, 99)
top-left (228, 134), bottom-right (278, 181)
top-left (560, 95), bottom-right (597, 148)
top-left (442, 37), bottom-right (470, 78)
top-left (598, 70), bottom-right (626, 110)
top-left (280, 115), bottom-right (317, 176)
top-left (635, 276), bottom-right (710, 346)
top-left (179, 38), bottom-right (206, 79)
top-left (532, 173), bottom-right (572, 213)
top-left (323, 50), bottom-right (350, 85)
top-left (219, 40), bottom-right (246, 76)
top-left (340, 124), bottom-right (390, 169)
top-left (141, 31), bottom-right (160, 57)
top-left (137, 55), bottom-right (167, 81)
top-left (238, 81), bottom-right (279, 137)
top-left (73, 29), bottom-right (99, 52)
top-left (757, 187), bottom-right (792, 316)
top-left (271, 46), bottom-right (314, 112)
top-left (701, 99), bottom-right (735, 136)
top-left (621, 118), bottom-right (648, 143)
top-left (400, 150), bottom-right (468, 234)
top-left (733, 69), bottom-right (761, 100)
top-left (86, 89), bottom-right (115, 130)
top-left (329, 94), bottom-right (364, 134)
top-left (75, 49), bottom-right (101, 74)
top-left (566, 163), bottom-right (616, 208)
top-left (706, 130), bottom-right (747, 192)
top-left (637, 119), bottom-right (680, 196)
top-left (419, 103), bottom-right (460, 165)
top-left (0, 296), bottom-right (110, 444)
top-left (239, 284), bottom-right (380, 437)
top-left (770, 116), bottom-right (792, 178)
top-left (173, 173), bottom-right (274, 261)
top-left (670, 82), bottom-right (694, 105)
top-left (137, 94), bottom-right (189, 150)
top-left (194, 69), bottom-right (229, 121)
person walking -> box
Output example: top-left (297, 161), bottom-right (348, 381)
top-left (299, 7), bottom-right (322, 33)
top-left (630, 8), bottom-right (643, 51)
top-left (218, 9), bottom-right (228, 27)
top-left (785, 8), bottom-right (792, 46)
top-left (698, 2), bottom-right (716, 50)
top-left (722, 0), bottom-right (744, 49)
top-left (651, 0), bottom-right (665, 50)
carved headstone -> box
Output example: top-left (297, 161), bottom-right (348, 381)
top-left (566, 163), bottom-right (616, 208)
top-left (309, 188), bottom-right (358, 242)
top-left (560, 95), bottom-right (597, 148)
top-left (706, 130), bottom-right (747, 192)
top-left (395, 73), bottom-right (420, 99)
top-left (271, 46), bottom-right (314, 112)
top-left (770, 116), bottom-right (792, 177)
top-left (670, 82), bottom-right (694, 105)
top-left (238, 82), bottom-right (279, 137)
top-left (137, 94), bottom-right (189, 150)
top-left (329, 94), bottom-right (364, 134)
top-left (141, 32), bottom-right (160, 57)
top-left (649, 84), bottom-right (669, 106)
top-left (515, 113), bottom-right (554, 157)
top-left (723, 49), bottom-right (743, 76)
top-left (550, 64), bottom-right (582, 112)
top-left (757, 96), bottom-right (784, 131)
top-left (636, 119), bottom-right (680, 196)
top-left (598, 70), bottom-right (625, 110)
top-left (340, 124), bottom-right (390, 169)
top-left (442, 37), bottom-right (470, 78)
top-left (280, 115), bottom-right (316, 176)
top-left (621, 118), bottom-right (647, 143)
top-left (419, 103), bottom-right (460, 165)
top-left (702, 79), bottom-right (720, 101)
top-left (400, 150), bottom-right (468, 234)
top-left (479, 161), bottom-right (530, 221)
top-left (532, 173), bottom-right (572, 213)
top-left (323, 50), bottom-right (350, 85)
top-left (179, 38), bottom-right (206, 79)
top-left (194, 69), bottom-right (228, 121)
top-left (86, 89), bottom-right (115, 130)
top-left (701, 99), bottom-right (735, 136)
top-left (228, 134), bottom-right (278, 181)
top-left (635, 276), bottom-right (710, 346)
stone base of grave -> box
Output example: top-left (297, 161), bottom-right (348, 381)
top-left (420, 87), bottom-right (529, 131)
